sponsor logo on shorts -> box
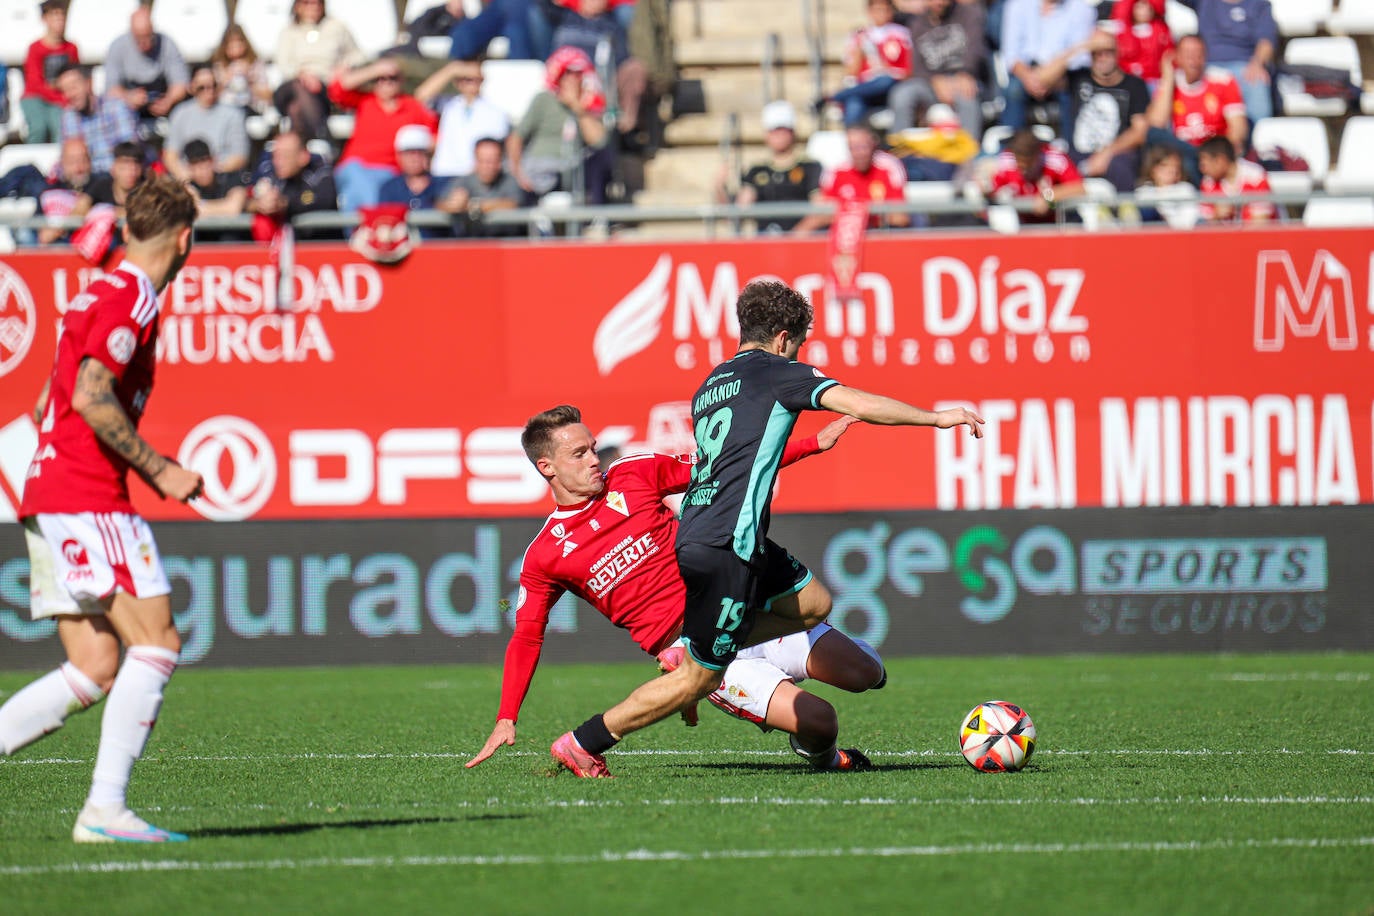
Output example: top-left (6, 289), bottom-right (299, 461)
top-left (106, 327), bottom-right (137, 365)
top-left (62, 538), bottom-right (94, 582)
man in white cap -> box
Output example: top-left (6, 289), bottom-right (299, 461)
top-left (716, 100), bottom-right (821, 233)
top-left (379, 124), bottom-right (447, 236)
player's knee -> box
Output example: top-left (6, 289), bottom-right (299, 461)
top-left (73, 649), bottom-right (120, 693)
top-left (797, 699), bottom-right (839, 745)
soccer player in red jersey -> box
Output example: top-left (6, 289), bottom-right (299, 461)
top-left (0, 175), bottom-right (203, 843)
top-left (465, 406), bottom-right (888, 773)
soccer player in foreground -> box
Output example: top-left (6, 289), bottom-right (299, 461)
top-left (465, 405), bottom-right (886, 774)
top-left (0, 175), bottom-right (203, 842)
top-left (551, 280), bottom-right (985, 777)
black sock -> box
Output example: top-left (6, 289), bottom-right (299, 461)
top-left (572, 714), bottom-right (617, 755)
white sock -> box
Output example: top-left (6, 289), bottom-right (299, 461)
top-left (87, 646), bottom-right (178, 810)
top-left (0, 663), bottom-right (105, 755)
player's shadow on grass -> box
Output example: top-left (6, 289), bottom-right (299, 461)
top-left (689, 760), bottom-right (961, 774)
top-left (189, 814), bottom-right (523, 838)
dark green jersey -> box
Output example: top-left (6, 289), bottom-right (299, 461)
top-left (675, 348), bottom-right (840, 561)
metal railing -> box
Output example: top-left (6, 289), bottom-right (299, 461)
top-left (762, 33), bottom-right (783, 106)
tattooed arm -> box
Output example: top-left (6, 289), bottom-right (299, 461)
top-left (32, 378), bottom-right (51, 426)
top-left (70, 357), bottom-right (204, 502)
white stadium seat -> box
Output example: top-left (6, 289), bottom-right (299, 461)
top-left (1278, 37), bottom-right (1361, 117)
top-left (66, 0), bottom-right (141, 64)
top-left (153, 0), bottom-right (230, 64)
top-left (1327, 0), bottom-right (1374, 35)
top-left (331, 3), bottom-right (399, 60)
top-left (234, 0), bottom-right (293, 62)
top-left (1302, 197), bottom-right (1374, 227)
top-left (1250, 116), bottom-right (1330, 195)
top-left (0, 0), bottom-right (44, 66)
top-left (1270, 0), bottom-right (1330, 36)
top-left (480, 59), bottom-right (547, 124)
top-left (5, 66), bottom-right (27, 142)
top-left (0, 141), bottom-right (60, 178)
top-left (903, 179), bottom-right (955, 205)
top-left (805, 129), bottom-right (848, 170)
top-left (1165, 0), bottom-right (1197, 36)
top-left (1324, 116), bottom-right (1374, 195)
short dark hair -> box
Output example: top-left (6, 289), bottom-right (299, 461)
top-left (112, 140), bottom-right (144, 162)
top-left (125, 173), bottom-right (197, 240)
top-left (522, 405), bottom-right (583, 464)
top-left (56, 61), bottom-right (87, 81)
top-left (1007, 128), bottom-right (1043, 159)
top-left (40, 0), bottom-right (68, 14)
top-left (182, 138), bottom-right (213, 163)
top-left (1197, 136), bottom-right (1235, 162)
top-left (737, 281), bottom-right (812, 346)
top-left (473, 136), bottom-right (504, 154)
top-left (1178, 33), bottom-right (1207, 51)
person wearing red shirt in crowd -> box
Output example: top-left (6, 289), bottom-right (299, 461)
top-left (0, 175), bottom-right (203, 844)
top-left (22, 0), bottom-right (80, 143)
top-left (820, 0), bottom-right (914, 126)
top-left (329, 56), bottom-right (439, 211)
top-left (1111, 0), bottom-right (1174, 88)
top-left (987, 128), bottom-right (1085, 223)
top-left (794, 123), bottom-right (909, 234)
top-left (1145, 34), bottom-right (1247, 181)
top-left (465, 405), bottom-right (887, 775)
top-left (1196, 134), bottom-right (1273, 223)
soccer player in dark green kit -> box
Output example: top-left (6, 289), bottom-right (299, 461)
top-left (551, 280), bottom-right (985, 776)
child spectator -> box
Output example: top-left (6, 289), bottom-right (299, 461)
top-left (74, 140), bottom-right (147, 220)
top-left (211, 25), bottom-right (273, 114)
top-left (1111, 0), bottom-right (1173, 87)
top-left (821, 0), bottom-right (914, 126)
top-left (1196, 134), bottom-right (1273, 223)
top-left (329, 57), bottom-right (440, 211)
top-left (274, 0), bottom-right (365, 141)
top-left (22, 0), bottom-right (79, 143)
top-left (1133, 144), bottom-right (1198, 227)
top-left (181, 138), bottom-right (248, 219)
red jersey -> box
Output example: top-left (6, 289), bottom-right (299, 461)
top-left (22, 261), bottom-right (160, 517)
top-left (1111, 0), bottom-right (1172, 83)
top-left (989, 146), bottom-right (1082, 198)
top-left (820, 150), bottom-right (907, 223)
top-left (498, 439), bottom-right (820, 722)
top-left (846, 23), bottom-right (914, 82)
top-left (1171, 68), bottom-right (1245, 146)
top-left (327, 83), bottom-right (439, 171)
top-left (1200, 159), bottom-right (1275, 223)
top-left (24, 38), bottom-right (80, 106)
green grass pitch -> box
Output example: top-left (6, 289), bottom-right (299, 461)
top-left (2, 652), bottom-right (1372, 914)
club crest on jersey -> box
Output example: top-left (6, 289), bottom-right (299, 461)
top-left (606, 491), bottom-right (629, 517)
top-left (551, 523), bottom-right (566, 540)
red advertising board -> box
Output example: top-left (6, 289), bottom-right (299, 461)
top-left (0, 227), bottom-right (1370, 521)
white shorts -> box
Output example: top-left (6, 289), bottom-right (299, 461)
top-left (24, 512), bottom-right (171, 619)
top-left (708, 622), bottom-right (835, 729)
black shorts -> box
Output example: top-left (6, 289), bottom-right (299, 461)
top-left (677, 539), bottom-right (812, 671)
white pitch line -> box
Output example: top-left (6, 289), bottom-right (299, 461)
top-left (1212, 672), bottom-right (1372, 682)
top-left (2, 836), bottom-right (1372, 878)
top-left (4, 747), bottom-right (1371, 766)
top-left (3, 795), bottom-right (1370, 821)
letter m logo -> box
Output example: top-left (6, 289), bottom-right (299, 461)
top-left (1253, 250), bottom-right (1358, 352)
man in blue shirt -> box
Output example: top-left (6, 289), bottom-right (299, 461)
top-left (1179, 0), bottom-right (1277, 121)
top-left (999, 0), bottom-right (1097, 129)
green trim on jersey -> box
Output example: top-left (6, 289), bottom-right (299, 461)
top-left (732, 401), bottom-right (796, 560)
top-left (811, 378), bottom-right (839, 408)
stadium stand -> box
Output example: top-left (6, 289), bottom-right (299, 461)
top-left (3, 67), bottom-right (25, 143)
top-left (1302, 196), bottom-right (1374, 226)
top-left (1278, 36), bottom-right (1363, 117)
top-left (1164, 0), bottom-right (1197, 36)
top-left (1323, 115), bottom-right (1374, 194)
top-left (234, 0), bottom-right (293, 65)
top-left (1251, 116), bottom-right (1329, 194)
top-left (804, 129), bottom-right (847, 171)
top-left (0, 139), bottom-right (58, 177)
top-left (479, 59), bottom-right (548, 125)
top-left (0, 0), bottom-right (45, 66)
top-left (64, 0), bottom-right (140, 64)
top-left (332, 3), bottom-right (400, 61)
top-left (1270, 0), bottom-right (1331, 37)
top-left (1328, 0), bottom-right (1374, 35)
top-left (152, 0), bottom-right (230, 64)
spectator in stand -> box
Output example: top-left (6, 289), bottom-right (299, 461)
top-left (211, 25), bottom-right (273, 114)
top-left (889, 0), bottom-right (986, 137)
top-left (163, 66), bottom-right (249, 182)
top-left (438, 135), bottom-right (523, 236)
top-left (21, 0), bottom-right (79, 144)
top-left (1179, 0), bottom-right (1276, 122)
top-left (248, 128), bottom-right (338, 232)
top-left (181, 138), bottom-right (247, 219)
top-left (1134, 144), bottom-right (1198, 226)
top-left (103, 5), bottom-right (190, 132)
top-left (888, 102), bottom-right (979, 179)
top-left (274, 0), bottom-right (365, 142)
top-left (72, 140), bottom-right (146, 222)
top-left (507, 48), bottom-right (613, 204)
top-left (793, 122), bottom-right (910, 233)
top-left (329, 57), bottom-right (440, 211)
top-left (37, 137), bottom-right (94, 244)
top-left (548, 0), bottom-right (648, 139)
top-left (398, 0), bottom-right (467, 54)
top-left (1196, 134), bottom-right (1273, 222)
top-left (57, 64), bottom-right (137, 173)
top-left (415, 59), bottom-right (510, 179)
top-left (447, 0), bottom-right (552, 62)
top-left (715, 101), bottom-right (821, 234)
top-left (1110, 0), bottom-right (1173, 88)
top-left (999, 0), bottom-right (1097, 129)
top-left (986, 127), bottom-right (1085, 221)
top-left (379, 124), bottom-right (447, 231)
top-left (1145, 34), bottom-right (1247, 180)
top-left (1065, 31), bottom-right (1149, 191)
top-left (820, 0), bottom-right (915, 127)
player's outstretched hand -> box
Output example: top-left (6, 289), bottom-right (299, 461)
top-left (935, 406), bottom-right (985, 438)
top-left (466, 718), bottom-right (517, 768)
top-left (816, 414), bottom-right (861, 451)
top-left (153, 461), bottom-right (204, 502)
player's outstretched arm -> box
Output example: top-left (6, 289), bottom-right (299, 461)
top-left (819, 385), bottom-right (984, 438)
top-left (466, 718), bottom-right (517, 768)
top-left (816, 414), bottom-right (860, 450)
top-left (71, 357), bottom-right (205, 501)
